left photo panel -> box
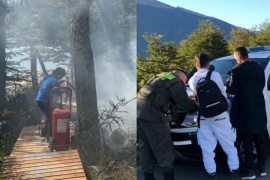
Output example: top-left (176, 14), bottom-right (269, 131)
top-left (0, 0), bottom-right (137, 179)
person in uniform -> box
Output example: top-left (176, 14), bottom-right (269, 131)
top-left (137, 70), bottom-right (197, 180)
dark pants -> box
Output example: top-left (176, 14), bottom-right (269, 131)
top-left (237, 132), bottom-right (266, 171)
top-left (37, 100), bottom-right (51, 140)
top-left (137, 118), bottom-right (175, 173)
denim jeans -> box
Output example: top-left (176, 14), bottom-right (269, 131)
top-left (37, 100), bottom-right (51, 140)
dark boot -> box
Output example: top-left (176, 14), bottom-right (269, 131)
top-left (208, 172), bottom-right (217, 180)
top-left (258, 165), bottom-right (267, 176)
top-left (163, 171), bottom-right (175, 180)
top-left (143, 172), bottom-right (155, 180)
top-left (230, 170), bottom-right (241, 180)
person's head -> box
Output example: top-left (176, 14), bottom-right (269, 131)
top-left (194, 53), bottom-right (210, 70)
top-left (171, 69), bottom-right (187, 85)
top-left (52, 67), bottom-right (66, 80)
top-left (234, 46), bottom-right (249, 64)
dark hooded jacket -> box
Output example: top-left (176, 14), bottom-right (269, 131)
top-left (226, 61), bottom-right (267, 133)
top-left (137, 73), bottom-right (197, 122)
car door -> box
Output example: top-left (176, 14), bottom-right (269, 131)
top-left (263, 57), bottom-right (270, 139)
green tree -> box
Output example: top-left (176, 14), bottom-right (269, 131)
top-left (7, 0), bottom-right (70, 91)
top-left (178, 20), bottom-right (229, 70)
top-left (251, 20), bottom-right (270, 46)
top-left (7, 0), bottom-right (46, 90)
top-left (228, 28), bottom-right (256, 53)
top-left (137, 33), bottom-right (180, 86)
top-left (137, 55), bottom-right (152, 86)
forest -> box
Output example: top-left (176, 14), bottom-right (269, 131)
top-left (0, 0), bottom-right (136, 179)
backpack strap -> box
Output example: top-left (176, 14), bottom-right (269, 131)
top-left (197, 111), bottom-right (201, 128)
top-left (195, 70), bottom-right (213, 118)
top-left (197, 70), bottom-right (212, 85)
top-left (205, 70), bottom-right (212, 80)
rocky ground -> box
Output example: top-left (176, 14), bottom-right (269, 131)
top-left (89, 128), bottom-right (136, 180)
top-left (96, 144), bottom-right (136, 179)
top-left (70, 101), bottom-right (136, 180)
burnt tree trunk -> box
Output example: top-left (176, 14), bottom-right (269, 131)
top-left (37, 50), bottom-right (48, 75)
top-left (0, 1), bottom-right (7, 105)
top-left (30, 46), bottom-right (38, 90)
top-left (69, 0), bottom-right (100, 164)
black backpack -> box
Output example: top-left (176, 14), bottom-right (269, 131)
top-left (137, 74), bottom-right (179, 113)
top-left (195, 71), bottom-right (228, 118)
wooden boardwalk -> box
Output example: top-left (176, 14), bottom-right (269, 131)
top-left (0, 126), bottom-right (87, 180)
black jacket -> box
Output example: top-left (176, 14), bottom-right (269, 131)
top-left (226, 61), bottom-right (267, 133)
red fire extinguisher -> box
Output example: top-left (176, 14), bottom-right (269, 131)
top-left (49, 87), bottom-right (72, 152)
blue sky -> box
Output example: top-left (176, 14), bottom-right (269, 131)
top-left (158, 0), bottom-right (270, 29)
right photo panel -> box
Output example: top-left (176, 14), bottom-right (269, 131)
top-left (137, 0), bottom-right (270, 179)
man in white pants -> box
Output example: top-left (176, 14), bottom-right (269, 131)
top-left (188, 53), bottom-right (240, 179)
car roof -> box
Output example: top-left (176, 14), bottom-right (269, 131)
top-left (213, 51), bottom-right (270, 61)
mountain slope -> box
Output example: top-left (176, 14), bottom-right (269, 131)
top-left (137, 0), bottom-right (237, 56)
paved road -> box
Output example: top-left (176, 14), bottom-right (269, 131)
top-left (137, 141), bottom-right (270, 180)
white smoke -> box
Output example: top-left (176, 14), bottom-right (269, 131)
top-left (90, 0), bottom-right (136, 135)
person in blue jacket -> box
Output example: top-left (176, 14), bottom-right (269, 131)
top-left (36, 67), bottom-right (66, 141)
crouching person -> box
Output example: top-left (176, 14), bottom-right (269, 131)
top-left (36, 67), bottom-right (66, 142)
top-left (137, 70), bottom-right (197, 180)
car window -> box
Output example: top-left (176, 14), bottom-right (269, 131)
top-left (210, 59), bottom-right (236, 85)
top-left (250, 58), bottom-right (269, 70)
top-left (210, 58), bottom-right (269, 85)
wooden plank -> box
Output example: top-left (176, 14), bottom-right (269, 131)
top-left (11, 150), bottom-right (78, 157)
top-left (4, 153), bottom-right (79, 164)
top-left (0, 169), bottom-right (86, 179)
top-left (0, 162), bottom-right (84, 174)
top-left (0, 126), bottom-right (86, 179)
top-left (5, 154), bottom-right (78, 162)
top-left (1, 159), bottom-right (81, 169)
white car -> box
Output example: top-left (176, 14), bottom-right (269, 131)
top-left (171, 46), bottom-right (270, 160)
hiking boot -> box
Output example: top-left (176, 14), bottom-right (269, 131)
top-left (241, 169), bottom-right (256, 179)
top-left (257, 166), bottom-right (266, 176)
top-left (208, 172), bottom-right (217, 180)
top-left (231, 169), bottom-right (241, 180)
top-left (163, 170), bottom-right (175, 180)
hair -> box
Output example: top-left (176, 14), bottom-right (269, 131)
top-left (171, 69), bottom-right (187, 77)
top-left (234, 46), bottom-right (248, 59)
top-left (171, 69), bottom-right (187, 84)
top-left (52, 67), bottom-right (66, 77)
top-left (194, 53), bottom-right (210, 67)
